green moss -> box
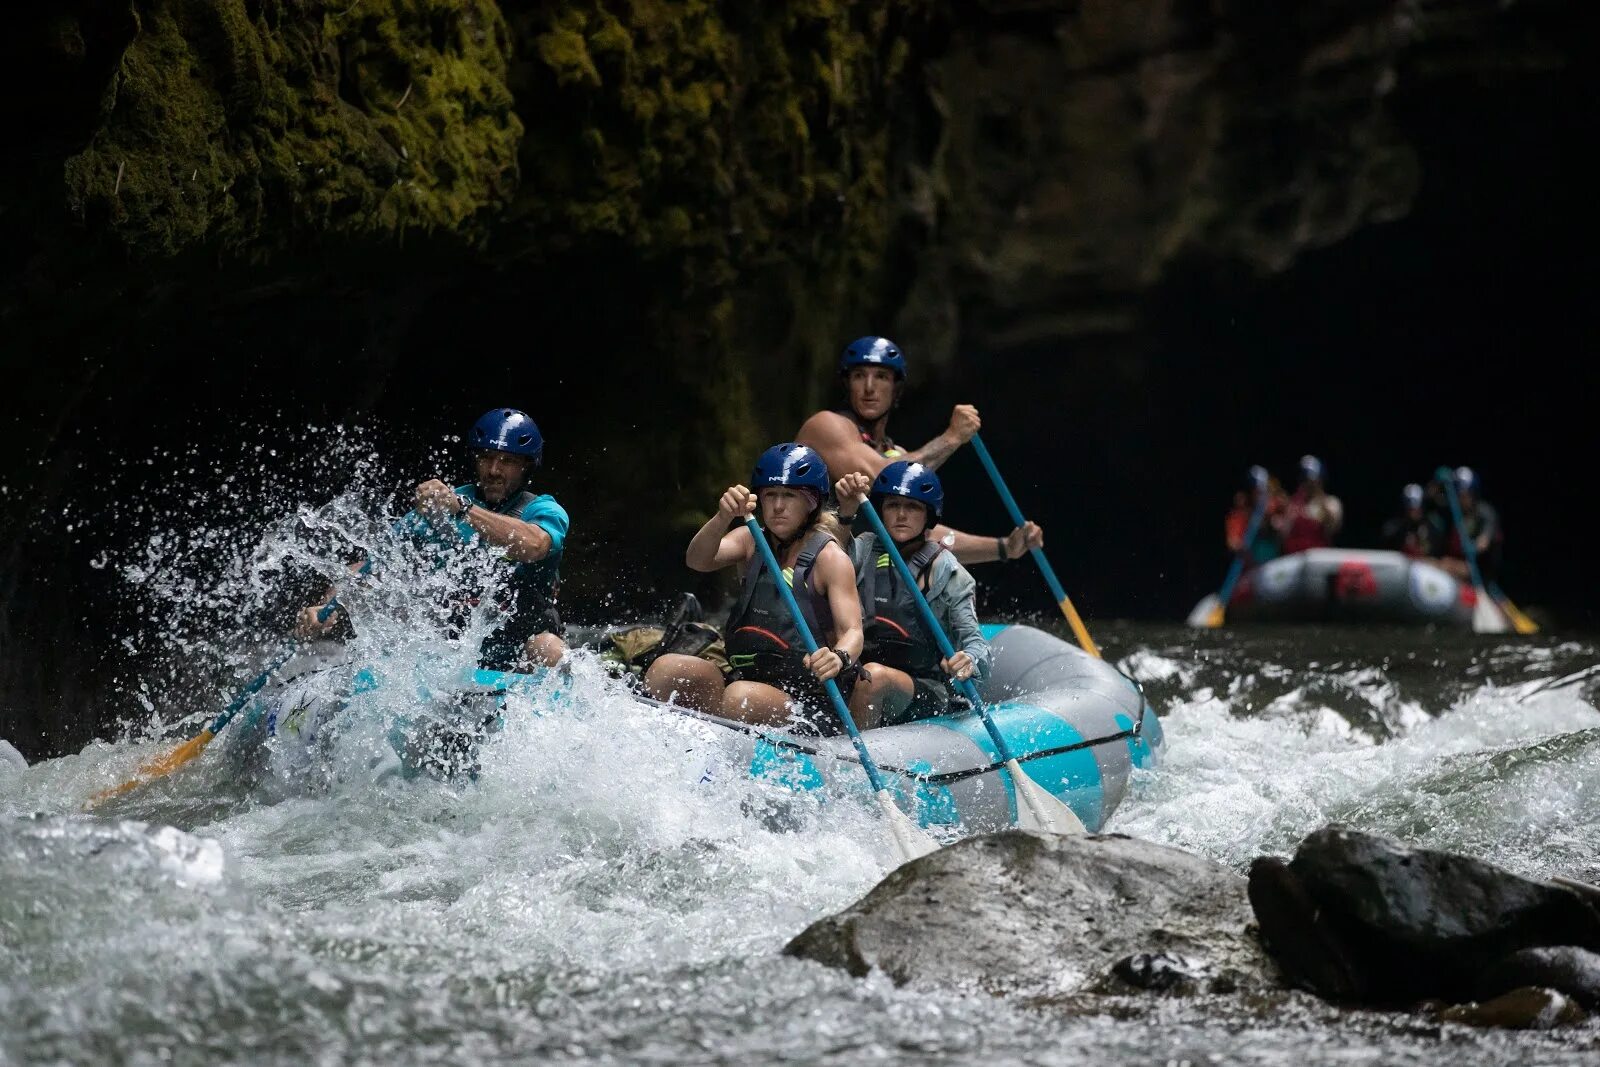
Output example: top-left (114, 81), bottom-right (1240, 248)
top-left (52, 0), bottom-right (938, 531)
top-left (64, 0), bottom-right (522, 256)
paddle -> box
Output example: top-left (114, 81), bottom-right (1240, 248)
top-left (742, 516), bottom-right (939, 863)
top-left (1487, 581), bottom-right (1540, 635)
top-left (857, 497), bottom-right (1086, 834)
top-left (968, 433), bottom-right (1101, 658)
top-left (1189, 466), bottom-right (1269, 629)
top-left (1435, 467), bottom-right (1515, 635)
top-left (88, 599), bottom-right (341, 807)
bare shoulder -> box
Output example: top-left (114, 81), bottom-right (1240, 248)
top-left (795, 409), bottom-right (853, 448)
top-left (815, 538), bottom-right (855, 578)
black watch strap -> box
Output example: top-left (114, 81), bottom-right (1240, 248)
top-left (831, 647), bottom-right (853, 669)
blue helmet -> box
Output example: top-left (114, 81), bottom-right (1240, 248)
top-left (871, 460), bottom-right (943, 518)
top-left (751, 443), bottom-right (830, 496)
top-left (1403, 483), bottom-right (1424, 509)
top-left (470, 408), bottom-right (543, 464)
top-left (1299, 454), bottom-right (1324, 482)
top-left (1454, 465), bottom-right (1480, 495)
top-left (839, 336), bottom-right (907, 380)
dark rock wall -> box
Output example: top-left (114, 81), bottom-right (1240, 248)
top-left (0, 0), bottom-right (1585, 757)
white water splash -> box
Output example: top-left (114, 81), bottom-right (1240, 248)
top-left (1114, 678), bottom-right (1600, 881)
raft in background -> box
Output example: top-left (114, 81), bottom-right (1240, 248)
top-left (1190, 548), bottom-right (1475, 628)
top-left (240, 623), bottom-right (1163, 834)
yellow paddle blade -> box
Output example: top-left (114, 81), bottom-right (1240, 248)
top-left (1499, 596), bottom-right (1540, 635)
top-left (86, 729), bottom-right (216, 808)
top-left (1057, 596), bottom-right (1102, 658)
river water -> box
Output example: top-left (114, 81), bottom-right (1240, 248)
top-left (4, 615), bottom-right (1597, 1064)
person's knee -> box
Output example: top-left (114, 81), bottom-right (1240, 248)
top-left (524, 632), bottom-right (566, 668)
top-left (859, 667), bottom-right (909, 703)
top-left (722, 682), bottom-right (784, 723)
top-left (645, 654), bottom-right (720, 705)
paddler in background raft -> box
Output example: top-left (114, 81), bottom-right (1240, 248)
top-left (834, 463), bottom-right (992, 729)
top-left (795, 335), bottom-right (1045, 566)
top-left (1382, 483), bottom-right (1439, 558)
top-left (1435, 465), bottom-right (1503, 583)
top-left (1277, 454), bottom-right (1344, 554)
top-left (296, 407), bottom-right (570, 669)
top-left (1224, 466), bottom-right (1285, 566)
top-left (642, 444), bottom-right (865, 729)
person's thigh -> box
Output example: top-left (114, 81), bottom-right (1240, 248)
top-left (722, 680), bottom-right (799, 725)
top-left (644, 654), bottom-right (726, 710)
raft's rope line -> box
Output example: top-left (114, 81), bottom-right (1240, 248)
top-left (605, 690), bottom-right (1148, 784)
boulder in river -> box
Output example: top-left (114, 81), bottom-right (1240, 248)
top-left (1437, 986), bottom-right (1587, 1030)
top-left (785, 831), bottom-right (1274, 998)
top-left (1476, 946), bottom-right (1600, 1009)
top-left (1249, 826), bottom-right (1600, 1006)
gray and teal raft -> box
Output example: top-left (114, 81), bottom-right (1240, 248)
top-left (239, 622), bottom-right (1162, 834)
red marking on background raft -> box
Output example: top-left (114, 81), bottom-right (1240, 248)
top-left (1333, 561), bottom-right (1379, 600)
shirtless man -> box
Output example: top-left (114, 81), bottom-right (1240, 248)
top-left (794, 336), bottom-right (1042, 565)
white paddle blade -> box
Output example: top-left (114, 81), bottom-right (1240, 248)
top-left (875, 790), bottom-right (940, 862)
top-left (1006, 759), bottom-right (1087, 835)
top-left (1187, 594), bottom-right (1222, 628)
top-left (1472, 591), bottom-right (1510, 634)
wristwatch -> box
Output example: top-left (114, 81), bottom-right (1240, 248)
top-left (455, 493), bottom-right (476, 517)
top-left (831, 647), bottom-right (853, 670)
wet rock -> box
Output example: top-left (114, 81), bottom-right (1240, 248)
top-left (1438, 986), bottom-right (1586, 1030)
top-left (785, 831), bottom-right (1273, 998)
top-left (1247, 855), bottom-right (1363, 1001)
top-left (0, 739), bottom-right (26, 774)
top-left (1477, 947), bottom-right (1600, 1009)
top-left (1250, 826), bottom-right (1600, 1004)
top-left (1107, 952), bottom-right (1214, 995)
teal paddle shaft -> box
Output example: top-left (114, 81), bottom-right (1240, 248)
top-left (1436, 467), bottom-right (1488, 592)
top-left (741, 518), bottom-right (891, 795)
top-left (856, 499), bottom-right (1016, 759)
top-left (207, 598), bottom-right (339, 736)
top-left (1217, 471), bottom-right (1270, 609)
top-left (969, 434), bottom-right (1099, 655)
top-left (969, 433), bottom-right (1068, 604)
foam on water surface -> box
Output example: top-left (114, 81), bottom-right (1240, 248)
top-left (4, 473), bottom-right (1598, 1063)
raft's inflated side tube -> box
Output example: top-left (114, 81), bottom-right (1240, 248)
top-left (238, 624), bottom-right (1163, 833)
top-left (669, 623), bottom-right (1162, 833)
top-left (1224, 549), bottom-right (1474, 627)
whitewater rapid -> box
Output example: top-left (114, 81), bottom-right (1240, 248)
top-left (5, 622), bottom-right (1599, 1064)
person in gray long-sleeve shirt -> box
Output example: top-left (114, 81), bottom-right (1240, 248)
top-left (834, 463), bottom-right (992, 728)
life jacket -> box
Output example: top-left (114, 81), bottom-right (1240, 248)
top-left (457, 488), bottom-right (559, 620)
top-left (1281, 490), bottom-right (1332, 555)
top-left (1400, 517), bottom-right (1436, 559)
top-left (835, 409), bottom-right (903, 459)
top-left (725, 528), bottom-right (837, 670)
top-left (1441, 507), bottom-right (1501, 560)
top-left (856, 536), bottom-right (946, 678)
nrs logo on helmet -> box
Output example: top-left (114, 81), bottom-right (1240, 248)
top-left (839, 336), bottom-right (907, 380)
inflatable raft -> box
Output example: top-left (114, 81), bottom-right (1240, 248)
top-left (1205, 548), bottom-right (1474, 627)
top-left (233, 622), bottom-right (1162, 833)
